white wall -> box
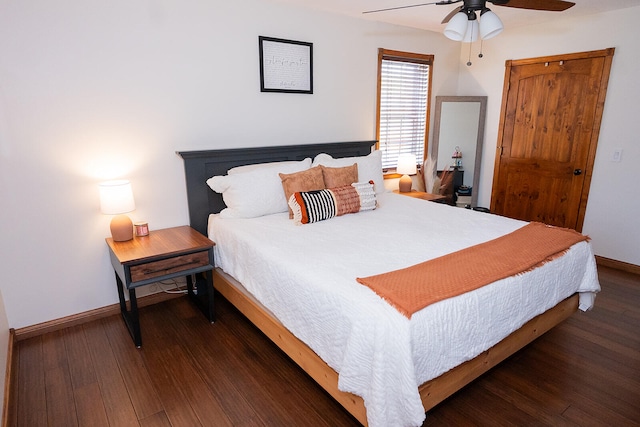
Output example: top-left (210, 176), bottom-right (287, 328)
top-left (453, 6), bottom-right (640, 266)
top-left (0, 0), bottom-right (460, 328)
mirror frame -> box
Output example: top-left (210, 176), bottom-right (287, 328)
top-left (431, 96), bottom-right (487, 208)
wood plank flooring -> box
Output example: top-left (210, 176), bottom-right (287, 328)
top-left (8, 266), bottom-right (640, 426)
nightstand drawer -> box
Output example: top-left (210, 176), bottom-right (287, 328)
top-left (130, 250), bottom-right (210, 282)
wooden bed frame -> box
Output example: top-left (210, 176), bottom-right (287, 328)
top-left (177, 141), bottom-right (579, 426)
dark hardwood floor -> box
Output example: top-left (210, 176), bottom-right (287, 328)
top-left (8, 266), bottom-right (639, 426)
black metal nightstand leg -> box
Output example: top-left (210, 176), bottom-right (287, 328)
top-left (186, 271), bottom-right (215, 323)
top-left (128, 288), bottom-right (141, 347)
top-left (204, 269), bottom-right (215, 322)
top-left (115, 272), bottom-right (142, 347)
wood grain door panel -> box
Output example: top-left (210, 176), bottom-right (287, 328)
top-left (491, 49), bottom-right (614, 231)
top-left (499, 160), bottom-right (574, 225)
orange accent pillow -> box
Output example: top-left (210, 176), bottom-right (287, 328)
top-left (280, 167), bottom-right (326, 218)
top-left (320, 164), bottom-right (358, 188)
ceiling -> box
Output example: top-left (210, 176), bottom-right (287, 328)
top-left (274, 0), bottom-right (639, 33)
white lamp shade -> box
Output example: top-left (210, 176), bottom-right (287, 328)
top-left (397, 153), bottom-right (417, 175)
top-left (443, 12), bottom-right (469, 41)
top-left (480, 10), bottom-right (503, 40)
top-left (462, 19), bottom-right (479, 43)
top-left (99, 180), bottom-right (135, 215)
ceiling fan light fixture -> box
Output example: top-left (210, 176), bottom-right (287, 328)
top-left (443, 11), bottom-right (469, 41)
top-left (479, 9), bottom-right (504, 40)
top-left (462, 17), bottom-right (479, 43)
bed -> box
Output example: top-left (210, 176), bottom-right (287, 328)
top-left (177, 140), bottom-right (600, 427)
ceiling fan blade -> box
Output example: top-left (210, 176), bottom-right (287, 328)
top-left (441, 6), bottom-right (463, 24)
top-left (491, 0), bottom-right (575, 12)
top-left (363, 0), bottom-right (461, 14)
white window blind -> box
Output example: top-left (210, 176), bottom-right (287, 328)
top-left (378, 52), bottom-right (431, 170)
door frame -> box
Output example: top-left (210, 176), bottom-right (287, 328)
top-left (490, 48), bottom-right (615, 232)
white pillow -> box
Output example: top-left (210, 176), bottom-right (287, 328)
top-left (228, 158), bottom-right (311, 174)
top-left (312, 150), bottom-right (386, 194)
top-left (207, 160), bottom-right (311, 218)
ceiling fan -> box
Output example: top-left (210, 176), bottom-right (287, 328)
top-left (364, 0), bottom-right (575, 42)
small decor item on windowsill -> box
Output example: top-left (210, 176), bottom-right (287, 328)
top-left (134, 222), bottom-right (149, 237)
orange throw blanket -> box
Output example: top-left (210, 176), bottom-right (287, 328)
top-left (356, 222), bottom-right (588, 318)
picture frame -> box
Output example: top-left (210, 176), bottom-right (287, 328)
top-left (259, 36), bottom-right (313, 94)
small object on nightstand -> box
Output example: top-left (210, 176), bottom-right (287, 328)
top-left (99, 180), bottom-right (136, 242)
top-left (397, 153), bottom-right (417, 192)
top-left (134, 221), bottom-right (149, 237)
top-left (452, 146), bottom-right (462, 168)
top-left (457, 185), bottom-right (471, 196)
top-left (456, 194), bottom-right (472, 208)
top-left (106, 225), bottom-right (215, 347)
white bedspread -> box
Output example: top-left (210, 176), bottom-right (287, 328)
top-left (208, 193), bottom-right (600, 427)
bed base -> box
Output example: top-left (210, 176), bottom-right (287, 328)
top-left (214, 268), bottom-right (578, 426)
top-left (178, 141), bottom-right (579, 425)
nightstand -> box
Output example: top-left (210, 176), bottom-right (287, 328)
top-left (393, 190), bottom-right (447, 203)
top-left (106, 225), bottom-right (215, 347)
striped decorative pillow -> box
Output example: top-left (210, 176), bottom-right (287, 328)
top-left (288, 181), bottom-right (377, 225)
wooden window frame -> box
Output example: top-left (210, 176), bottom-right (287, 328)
top-left (376, 49), bottom-right (434, 174)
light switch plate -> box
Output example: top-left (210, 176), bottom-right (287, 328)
top-left (611, 149), bottom-right (623, 162)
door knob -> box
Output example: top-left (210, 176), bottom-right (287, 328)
top-left (574, 169), bottom-right (582, 175)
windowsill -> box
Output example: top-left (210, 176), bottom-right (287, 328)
top-left (383, 166), bottom-right (422, 180)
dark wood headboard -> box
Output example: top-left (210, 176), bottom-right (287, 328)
top-left (177, 140), bottom-right (377, 236)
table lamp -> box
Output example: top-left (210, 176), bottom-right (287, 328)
top-left (99, 180), bottom-right (136, 241)
top-left (397, 153), bottom-right (417, 193)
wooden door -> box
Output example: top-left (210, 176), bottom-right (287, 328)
top-left (490, 49), bottom-right (614, 231)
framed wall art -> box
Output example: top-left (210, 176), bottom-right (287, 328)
top-left (259, 36), bottom-right (313, 94)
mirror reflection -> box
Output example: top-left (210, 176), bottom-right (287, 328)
top-left (431, 96), bottom-right (487, 208)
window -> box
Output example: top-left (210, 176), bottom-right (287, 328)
top-left (376, 49), bottom-right (433, 171)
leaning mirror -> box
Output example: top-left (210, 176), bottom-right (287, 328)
top-left (431, 96), bottom-right (487, 208)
